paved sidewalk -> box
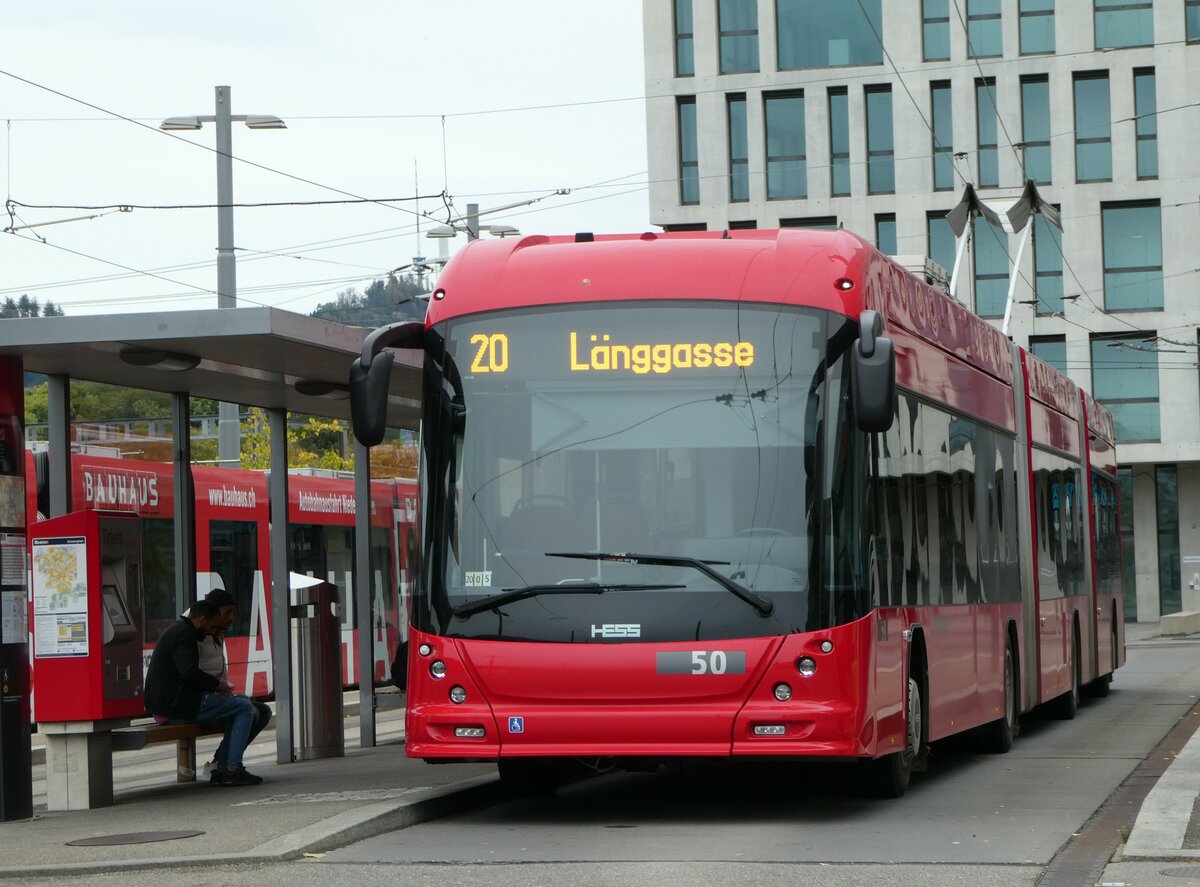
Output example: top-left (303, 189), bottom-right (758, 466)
top-left (1120, 620), bottom-right (1200, 861)
top-left (4, 706), bottom-right (499, 878)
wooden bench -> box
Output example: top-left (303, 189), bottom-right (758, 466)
top-left (44, 717), bottom-right (223, 811)
top-left (111, 720), bottom-right (226, 783)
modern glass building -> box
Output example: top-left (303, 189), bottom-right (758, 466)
top-left (644, 0), bottom-right (1200, 622)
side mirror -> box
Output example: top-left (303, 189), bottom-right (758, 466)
top-left (851, 309), bottom-right (896, 433)
top-left (350, 350), bottom-right (395, 447)
top-left (349, 321), bottom-right (425, 447)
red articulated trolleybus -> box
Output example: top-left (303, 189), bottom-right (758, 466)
top-left (350, 228), bottom-right (1124, 797)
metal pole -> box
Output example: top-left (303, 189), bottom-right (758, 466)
top-left (46, 374), bottom-right (71, 518)
top-left (466, 202), bottom-right (480, 241)
top-left (354, 440), bottom-right (375, 747)
top-left (268, 408), bottom-right (294, 764)
top-left (170, 393), bottom-right (196, 617)
top-left (215, 86), bottom-right (240, 468)
top-left (1001, 224), bottom-right (1032, 337)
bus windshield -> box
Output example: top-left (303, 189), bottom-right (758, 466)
top-left (420, 300), bottom-right (861, 642)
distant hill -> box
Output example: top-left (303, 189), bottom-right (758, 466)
top-left (310, 274), bottom-right (426, 328)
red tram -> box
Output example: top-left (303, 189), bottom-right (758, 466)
top-left (25, 450), bottom-right (416, 697)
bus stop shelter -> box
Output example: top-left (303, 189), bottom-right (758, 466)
top-left (0, 305), bottom-right (421, 762)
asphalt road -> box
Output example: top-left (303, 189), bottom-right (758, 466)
top-left (8, 642), bottom-right (1200, 887)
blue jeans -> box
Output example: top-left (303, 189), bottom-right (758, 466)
top-left (197, 692), bottom-right (257, 769)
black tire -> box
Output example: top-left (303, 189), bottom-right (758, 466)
top-left (1087, 626), bottom-right (1117, 698)
top-left (981, 639), bottom-right (1016, 753)
top-left (868, 674), bottom-right (921, 798)
top-left (497, 759), bottom-right (562, 798)
top-left (1055, 630), bottom-right (1081, 720)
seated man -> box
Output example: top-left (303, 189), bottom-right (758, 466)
top-left (145, 598), bottom-right (263, 787)
top-left (198, 588), bottom-right (272, 777)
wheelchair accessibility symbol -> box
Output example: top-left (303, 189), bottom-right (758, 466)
top-left (508, 716), bottom-right (525, 733)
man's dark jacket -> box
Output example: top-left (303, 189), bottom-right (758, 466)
top-left (145, 616), bottom-right (220, 719)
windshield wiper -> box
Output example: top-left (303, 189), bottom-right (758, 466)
top-left (546, 551), bottom-right (775, 617)
top-left (451, 582), bottom-right (685, 619)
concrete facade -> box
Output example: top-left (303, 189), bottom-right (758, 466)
top-left (643, 0), bottom-right (1200, 620)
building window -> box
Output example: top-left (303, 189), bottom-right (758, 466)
top-left (728, 220), bottom-right (757, 229)
top-left (866, 85), bottom-right (894, 194)
top-left (967, 0), bottom-right (1002, 58)
top-left (1030, 336), bottom-right (1067, 375)
top-left (976, 78), bottom-right (999, 188)
top-left (923, 0), bottom-right (950, 61)
top-left (780, 216), bottom-right (838, 229)
top-left (1102, 202), bottom-right (1163, 311)
top-left (828, 88), bottom-right (850, 197)
top-left (663, 222), bottom-right (708, 232)
top-left (1094, 0), bottom-right (1153, 49)
top-left (1021, 76), bottom-right (1051, 184)
top-left (928, 211), bottom-right (956, 275)
top-left (1157, 464), bottom-right (1181, 616)
top-left (674, 0), bottom-right (694, 77)
top-left (678, 97), bottom-right (699, 205)
top-left (1134, 69), bottom-right (1158, 180)
top-left (1189, 0), bottom-right (1200, 42)
top-left (1091, 333), bottom-right (1160, 442)
top-left (765, 92), bottom-right (806, 200)
top-left (1029, 337), bottom-right (1068, 377)
top-left (728, 94), bottom-right (749, 202)
top-left (931, 82), bottom-right (954, 191)
top-left (777, 0), bottom-right (883, 70)
top-left (1033, 213), bottom-right (1064, 315)
top-left (1019, 0), bottom-right (1055, 54)
top-left (1074, 73), bottom-right (1112, 183)
top-left (719, 0), bottom-right (759, 74)
top-left (875, 214), bottom-right (897, 255)
top-left (974, 215), bottom-right (1009, 317)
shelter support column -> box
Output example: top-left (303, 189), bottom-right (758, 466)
top-left (170, 392), bottom-right (199, 778)
top-left (46, 374), bottom-right (71, 518)
top-left (269, 408), bottom-right (294, 763)
top-left (354, 439), bottom-right (375, 747)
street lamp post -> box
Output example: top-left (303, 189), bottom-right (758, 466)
top-left (161, 86), bottom-right (285, 467)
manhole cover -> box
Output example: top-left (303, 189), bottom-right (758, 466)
top-left (66, 830), bottom-right (204, 847)
top-left (1160, 867), bottom-right (1200, 880)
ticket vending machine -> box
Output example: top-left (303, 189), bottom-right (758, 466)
top-left (31, 510), bottom-right (144, 723)
top-left (30, 510), bottom-right (143, 810)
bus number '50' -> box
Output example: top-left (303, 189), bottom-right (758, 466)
top-left (470, 333), bottom-right (509, 373)
top-left (691, 651), bottom-right (728, 675)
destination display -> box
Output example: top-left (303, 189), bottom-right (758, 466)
top-left (451, 302), bottom-right (782, 382)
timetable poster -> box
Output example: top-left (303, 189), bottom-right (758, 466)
top-left (31, 536), bottom-right (88, 657)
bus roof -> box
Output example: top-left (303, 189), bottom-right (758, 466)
top-left (425, 228), bottom-right (875, 324)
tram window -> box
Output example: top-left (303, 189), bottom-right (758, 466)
top-left (142, 518), bottom-right (176, 644)
top-left (210, 520), bottom-right (259, 638)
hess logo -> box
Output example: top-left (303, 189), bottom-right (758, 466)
top-left (591, 623), bottom-right (641, 639)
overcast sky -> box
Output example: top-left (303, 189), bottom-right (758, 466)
top-left (0, 2), bottom-right (649, 318)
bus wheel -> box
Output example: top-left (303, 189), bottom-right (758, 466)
top-left (1087, 626), bottom-right (1117, 698)
top-left (869, 674), bottom-right (921, 798)
top-left (1055, 631), bottom-right (1081, 720)
top-left (497, 759), bottom-right (561, 798)
top-left (981, 639), bottom-right (1016, 753)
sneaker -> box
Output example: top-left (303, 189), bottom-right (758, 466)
top-left (202, 760), bottom-right (217, 779)
top-left (210, 766), bottom-right (263, 787)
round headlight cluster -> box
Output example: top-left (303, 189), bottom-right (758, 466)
top-left (430, 660), bottom-right (447, 679)
top-left (449, 685), bottom-right (467, 704)
top-left (797, 656), bottom-right (817, 677)
top-left (773, 682), bottom-right (793, 702)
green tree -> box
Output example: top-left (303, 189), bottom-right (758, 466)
top-left (310, 272), bottom-right (426, 327)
